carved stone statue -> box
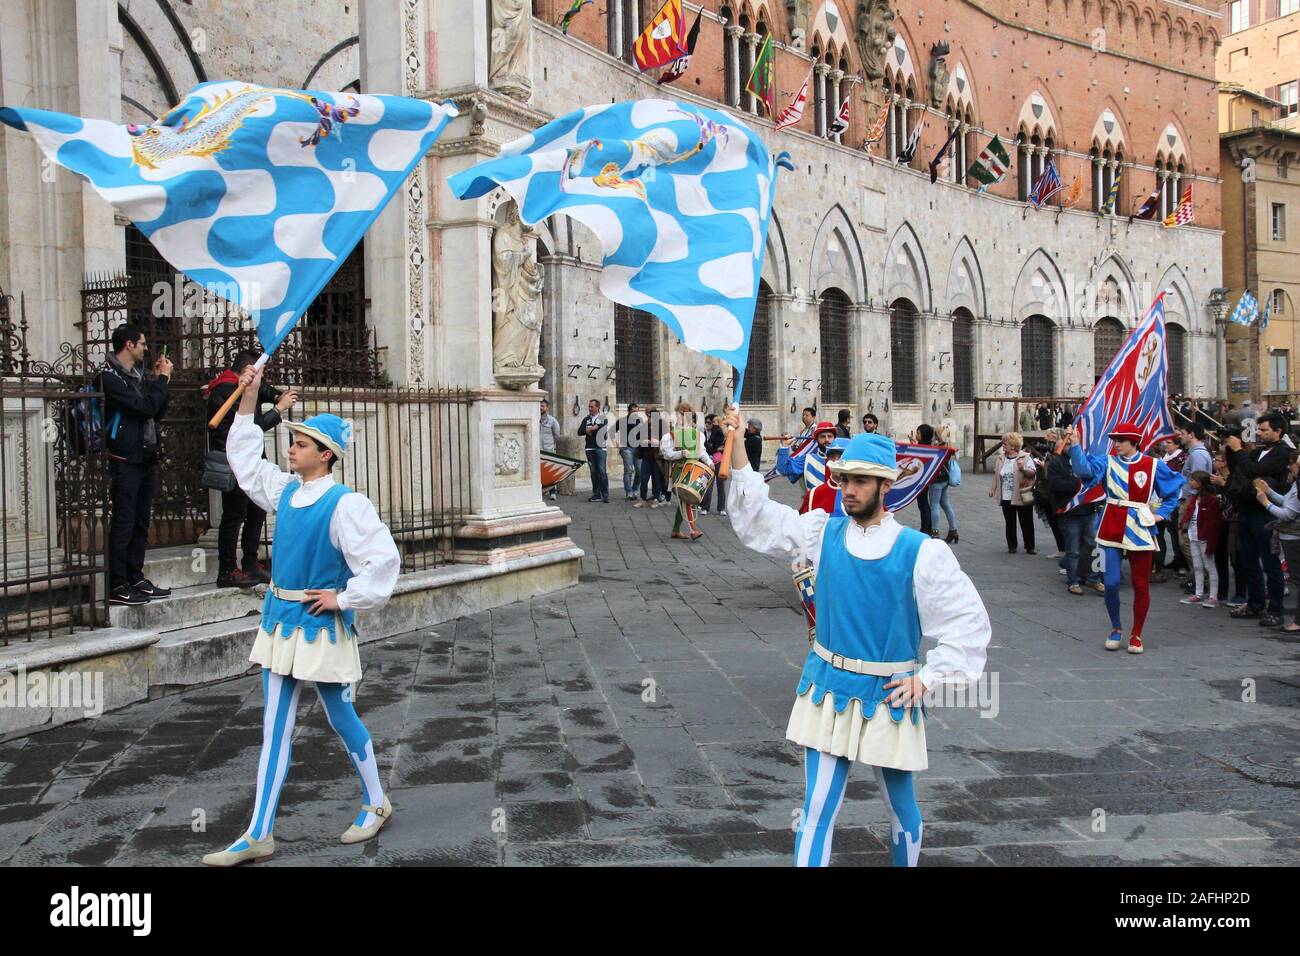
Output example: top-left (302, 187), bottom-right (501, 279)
top-left (492, 203), bottom-right (545, 389)
top-left (855, 0), bottom-right (897, 83)
top-left (928, 42), bottom-right (951, 109)
top-left (489, 0), bottom-right (533, 102)
top-left (786, 0), bottom-right (813, 50)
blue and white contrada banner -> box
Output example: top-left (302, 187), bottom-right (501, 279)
top-left (448, 100), bottom-right (792, 391)
top-left (0, 82), bottom-right (456, 355)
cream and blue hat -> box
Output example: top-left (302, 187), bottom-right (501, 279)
top-left (827, 432), bottom-right (899, 480)
top-left (285, 413), bottom-right (353, 459)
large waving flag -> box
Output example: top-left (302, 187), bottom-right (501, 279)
top-left (1061, 292), bottom-right (1176, 511)
top-left (1029, 158), bottom-right (1063, 206)
top-left (885, 443), bottom-right (954, 512)
top-left (776, 73), bottom-right (812, 131)
top-left (0, 81), bottom-right (456, 358)
top-left (448, 100), bottom-right (793, 396)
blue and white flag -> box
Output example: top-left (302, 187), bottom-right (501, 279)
top-left (448, 100), bottom-right (793, 396)
top-left (0, 82), bottom-right (456, 356)
top-left (1260, 291), bottom-right (1272, 330)
top-left (1229, 290), bottom-right (1259, 327)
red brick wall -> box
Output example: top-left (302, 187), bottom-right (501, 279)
top-left (533, 0), bottom-right (1221, 227)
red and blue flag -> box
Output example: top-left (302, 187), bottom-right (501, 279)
top-left (1060, 292), bottom-right (1176, 511)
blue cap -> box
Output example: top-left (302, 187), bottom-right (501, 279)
top-left (828, 432), bottom-right (899, 480)
top-left (286, 413), bottom-right (353, 459)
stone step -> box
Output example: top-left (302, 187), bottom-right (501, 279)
top-left (108, 581), bottom-right (265, 632)
top-left (148, 615), bottom-right (263, 692)
top-left (133, 545), bottom-right (223, 590)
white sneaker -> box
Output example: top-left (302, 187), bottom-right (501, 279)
top-left (719, 511), bottom-right (727, 517)
top-left (633, 501), bottom-right (645, 509)
top-left (700, 509), bottom-right (709, 515)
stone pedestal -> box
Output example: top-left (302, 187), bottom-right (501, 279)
top-left (356, 0), bottom-right (577, 569)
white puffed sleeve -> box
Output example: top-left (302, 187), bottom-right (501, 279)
top-left (330, 494), bottom-right (402, 613)
top-left (913, 539), bottom-right (992, 689)
top-left (726, 463), bottom-right (828, 567)
top-left (226, 413), bottom-right (293, 513)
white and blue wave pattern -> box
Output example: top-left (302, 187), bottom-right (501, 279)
top-left (0, 82), bottom-right (456, 354)
top-left (448, 99), bottom-right (792, 388)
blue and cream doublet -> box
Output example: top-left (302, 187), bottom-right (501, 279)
top-left (250, 480), bottom-right (362, 683)
top-left (786, 518), bottom-right (930, 771)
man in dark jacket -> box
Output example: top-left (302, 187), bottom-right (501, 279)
top-left (101, 323), bottom-right (173, 606)
top-left (205, 351), bottom-right (298, 588)
top-left (744, 418), bottom-right (764, 472)
top-left (1047, 445), bottom-right (1102, 594)
top-left (1226, 411), bottom-right (1292, 625)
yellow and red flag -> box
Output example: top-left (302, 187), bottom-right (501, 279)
top-left (634, 0), bottom-right (690, 72)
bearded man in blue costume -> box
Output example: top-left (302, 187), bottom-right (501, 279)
top-left (724, 407), bottom-right (992, 867)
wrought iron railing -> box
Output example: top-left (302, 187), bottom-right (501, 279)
top-left (0, 271), bottom-right (473, 644)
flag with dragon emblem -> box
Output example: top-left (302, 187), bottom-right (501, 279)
top-left (1060, 292), bottom-right (1176, 512)
top-left (448, 100), bottom-right (793, 396)
top-left (0, 82), bottom-right (456, 356)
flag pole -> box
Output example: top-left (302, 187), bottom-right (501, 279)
top-left (207, 352), bottom-right (270, 428)
top-left (721, 150), bottom-right (794, 479)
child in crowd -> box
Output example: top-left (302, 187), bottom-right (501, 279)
top-left (1179, 470), bottom-right (1222, 608)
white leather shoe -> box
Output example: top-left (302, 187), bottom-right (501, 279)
top-left (341, 796), bottom-right (393, 844)
top-left (202, 832), bottom-right (274, 867)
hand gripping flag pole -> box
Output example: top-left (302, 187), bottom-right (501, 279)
top-left (0, 82), bottom-right (456, 426)
top-left (448, 99), bottom-right (794, 480)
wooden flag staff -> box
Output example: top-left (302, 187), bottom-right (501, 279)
top-left (207, 352), bottom-right (269, 428)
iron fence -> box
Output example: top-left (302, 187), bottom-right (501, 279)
top-left (0, 272), bottom-right (473, 645)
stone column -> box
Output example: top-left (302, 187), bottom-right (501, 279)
top-left (813, 63), bottom-right (830, 136)
top-left (725, 25), bottom-right (744, 108)
top-left (829, 69), bottom-right (845, 142)
top-left (744, 32), bottom-right (761, 114)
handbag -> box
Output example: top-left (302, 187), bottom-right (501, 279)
top-left (948, 458), bottom-right (962, 487)
top-left (199, 430), bottom-right (238, 492)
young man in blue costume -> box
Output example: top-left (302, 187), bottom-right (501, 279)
top-left (1062, 422), bottom-right (1185, 654)
top-left (202, 365), bottom-right (402, 866)
top-left (724, 407), bottom-right (992, 867)
top-left (775, 419), bottom-right (837, 513)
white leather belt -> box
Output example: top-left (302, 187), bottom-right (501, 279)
top-left (270, 583), bottom-right (310, 601)
top-left (1112, 499), bottom-right (1157, 527)
top-left (812, 640), bottom-right (916, 677)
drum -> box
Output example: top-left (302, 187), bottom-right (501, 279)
top-left (671, 459), bottom-right (713, 505)
top-left (540, 450), bottom-right (585, 490)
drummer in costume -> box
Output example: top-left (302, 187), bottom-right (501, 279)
top-left (776, 420), bottom-right (838, 513)
top-left (202, 365), bottom-right (401, 866)
top-left (661, 401), bottom-right (712, 540)
top-left (724, 409), bottom-right (992, 867)
top-left (1064, 422), bottom-right (1184, 654)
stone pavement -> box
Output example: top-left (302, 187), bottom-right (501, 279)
top-left (2, 469), bottom-right (1298, 866)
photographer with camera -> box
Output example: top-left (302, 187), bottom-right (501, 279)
top-left (1224, 411), bottom-right (1292, 626)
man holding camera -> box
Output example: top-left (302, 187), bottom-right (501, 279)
top-left (101, 323), bottom-right (173, 606)
top-left (1224, 411), bottom-right (1292, 626)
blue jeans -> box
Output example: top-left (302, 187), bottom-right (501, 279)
top-left (619, 447), bottom-right (637, 497)
top-left (926, 482), bottom-right (956, 532)
top-left (585, 448), bottom-right (609, 500)
top-left (1239, 508), bottom-right (1284, 614)
top-left (637, 456), bottom-right (664, 501)
top-left (1059, 508), bottom-right (1102, 586)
